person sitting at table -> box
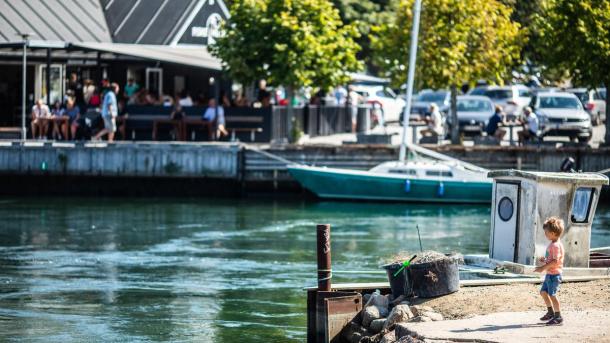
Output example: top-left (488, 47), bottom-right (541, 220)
top-left (420, 103), bottom-right (444, 137)
top-left (203, 98), bottom-right (228, 139)
top-left (517, 106), bottom-right (539, 145)
top-left (63, 99), bottom-right (81, 140)
top-left (31, 99), bottom-right (51, 140)
top-left (50, 100), bottom-right (66, 140)
top-left (485, 105), bottom-right (507, 141)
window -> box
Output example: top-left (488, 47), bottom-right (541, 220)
top-left (518, 89), bottom-right (532, 97)
top-left (485, 89), bottom-right (512, 99)
top-left (441, 171), bottom-right (453, 177)
top-left (389, 169), bottom-right (416, 175)
top-left (498, 197), bottom-right (514, 222)
top-left (457, 99), bottom-right (493, 112)
top-left (425, 170), bottom-right (440, 176)
top-left (571, 187), bottom-right (595, 223)
top-left (418, 92), bottom-right (448, 103)
top-left (539, 96), bottom-right (583, 110)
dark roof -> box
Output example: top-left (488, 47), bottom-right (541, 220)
top-left (0, 0), bottom-right (111, 43)
top-left (102, 0), bottom-right (229, 45)
top-left (0, 0), bottom-right (229, 45)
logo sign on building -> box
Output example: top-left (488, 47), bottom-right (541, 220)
top-left (173, 0), bottom-right (229, 46)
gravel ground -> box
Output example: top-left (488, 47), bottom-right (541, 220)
top-left (410, 279), bottom-right (610, 320)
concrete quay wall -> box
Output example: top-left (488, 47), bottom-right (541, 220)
top-left (0, 142), bottom-right (240, 179)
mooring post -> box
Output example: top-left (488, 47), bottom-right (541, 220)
top-left (317, 224), bottom-right (331, 291)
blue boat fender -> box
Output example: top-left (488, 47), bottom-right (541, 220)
top-left (404, 179), bottom-right (411, 193)
top-left (437, 182), bottom-right (445, 197)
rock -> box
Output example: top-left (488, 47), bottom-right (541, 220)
top-left (390, 294), bottom-right (405, 306)
top-left (369, 318), bottom-right (387, 334)
top-left (363, 293), bottom-right (372, 304)
top-left (409, 316), bottom-right (431, 322)
top-left (421, 311), bottom-right (443, 321)
top-left (394, 323), bottom-right (419, 340)
top-left (366, 292), bottom-right (390, 310)
top-left (409, 305), bottom-right (434, 317)
top-left (363, 305), bottom-right (389, 327)
top-left (379, 331), bottom-right (396, 343)
top-left (397, 336), bottom-right (424, 343)
top-left (384, 304), bottom-right (414, 329)
top-left (341, 321), bottom-right (367, 343)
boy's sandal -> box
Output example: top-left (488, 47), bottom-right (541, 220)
top-left (546, 317), bottom-right (563, 326)
top-left (539, 313), bottom-right (554, 321)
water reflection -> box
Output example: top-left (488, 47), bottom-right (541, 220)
top-left (0, 198), bottom-right (607, 342)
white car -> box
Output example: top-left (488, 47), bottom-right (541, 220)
top-left (352, 85), bottom-right (406, 123)
top-left (530, 92), bottom-right (592, 143)
top-left (567, 88), bottom-right (606, 125)
top-left (469, 85), bottom-right (532, 118)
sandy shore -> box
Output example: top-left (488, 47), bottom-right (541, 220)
top-left (411, 279), bottom-right (610, 320)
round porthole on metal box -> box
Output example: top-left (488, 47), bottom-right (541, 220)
top-left (498, 197), bottom-right (514, 221)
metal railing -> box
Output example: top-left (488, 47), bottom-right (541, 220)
top-left (271, 105), bottom-right (372, 142)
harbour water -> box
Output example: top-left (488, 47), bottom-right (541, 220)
top-left (1, 198), bottom-right (609, 342)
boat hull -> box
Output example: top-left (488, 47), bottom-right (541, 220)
top-left (288, 166), bottom-right (492, 204)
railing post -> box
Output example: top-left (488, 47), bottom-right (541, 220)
top-left (317, 224), bottom-right (331, 291)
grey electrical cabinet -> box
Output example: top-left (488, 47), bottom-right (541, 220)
top-left (488, 170), bottom-right (608, 267)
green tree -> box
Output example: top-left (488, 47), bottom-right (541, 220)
top-left (536, 0), bottom-right (610, 144)
top-left (370, 0), bottom-right (522, 143)
top-left (210, 0), bottom-right (362, 95)
top-left (331, 0), bottom-right (394, 71)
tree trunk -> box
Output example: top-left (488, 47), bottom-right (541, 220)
top-left (450, 84), bottom-right (459, 145)
top-left (287, 86), bottom-right (295, 143)
top-left (604, 81), bottom-right (610, 146)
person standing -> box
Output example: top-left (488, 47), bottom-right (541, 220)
top-left (67, 73), bottom-right (84, 107)
top-left (94, 83), bottom-right (119, 142)
top-left (347, 85), bottom-right (362, 133)
top-left (123, 78), bottom-right (140, 102)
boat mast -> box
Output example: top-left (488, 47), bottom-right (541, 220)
top-left (399, 0), bottom-right (422, 163)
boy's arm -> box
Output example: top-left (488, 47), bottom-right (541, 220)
top-left (534, 259), bottom-right (559, 272)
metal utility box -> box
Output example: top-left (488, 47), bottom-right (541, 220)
top-left (488, 170), bottom-right (608, 267)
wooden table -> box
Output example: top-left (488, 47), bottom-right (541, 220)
top-left (152, 118), bottom-right (183, 141)
top-left (500, 122), bottom-right (520, 146)
top-left (408, 120), bottom-right (429, 144)
top-left (182, 118), bottom-right (214, 141)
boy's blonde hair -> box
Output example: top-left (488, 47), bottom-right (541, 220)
top-left (543, 217), bottom-right (564, 237)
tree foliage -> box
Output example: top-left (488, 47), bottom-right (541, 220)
top-left (370, 0), bottom-right (522, 89)
top-left (535, 0), bottom-right (610, 142)
top-left (210, 0), bottom-right (363, 90)
top-left (536, 0), bottom-right (610, 88)
top-left (331, 0), bottom-right (394, 70)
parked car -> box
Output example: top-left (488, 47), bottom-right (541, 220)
top-left (400, 90), bottom-right (450, 123)
top-left (530, 92), bottom-right (592, 143)
top-left (469, 85), bottom-right (532, 119)
top-left (351, 85), bottom-right (406, 123)
top-left (449, 96), bottom-right (495, 137)
top-left (567, 88), bottom-right (606, 125)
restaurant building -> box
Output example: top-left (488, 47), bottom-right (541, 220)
top-left (0, 0), bottom-right (229, 126)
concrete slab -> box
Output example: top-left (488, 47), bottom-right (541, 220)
top-left (407, 310), bottom-right (610, 342)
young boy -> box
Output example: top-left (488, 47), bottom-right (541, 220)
top-left (534, 217), bottom-right (565, 325)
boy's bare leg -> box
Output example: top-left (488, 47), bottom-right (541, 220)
top-left (550, 295), bottom-right (560, 313)
top-left (540, 291), bottom-right (552, 307)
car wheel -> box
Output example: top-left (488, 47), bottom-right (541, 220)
top-left (578, 136), bottom-right (591, 143)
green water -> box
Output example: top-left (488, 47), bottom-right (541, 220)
top-left (0, 198), bottom-right (609, 342)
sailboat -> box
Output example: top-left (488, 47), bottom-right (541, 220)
top-left (287, 0), bottom-right (492, 203)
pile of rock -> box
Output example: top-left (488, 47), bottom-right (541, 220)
top-left (341, 292), bottom-right (444, 343)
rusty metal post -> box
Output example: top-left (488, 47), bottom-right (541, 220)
top-left (317, 224), bottom-right (331, 291)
